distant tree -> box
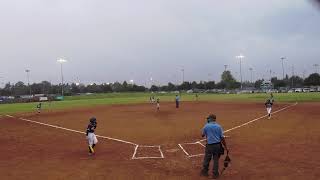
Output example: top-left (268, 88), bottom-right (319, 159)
top-left (101, 83), bottom-right (112, 93)
top-left (111, 82), bottom-right (123, 92)
top-left (167, 82), bottom-right (176, 91)
top-left (71, 83), bottom-right (80, 94)
top-left (289, 75), bottom-right (304, 88)
top-left (304, 73), bottom-right (320, 86)
top-left (14, 81), bottom-right (28, 96)
top-left (254, 79), bottom-right (264, 89)
top-left (178, 82), bottom-right (192, 90)
top-left (150, 85), bottom-right (159, 92)
top-left (219, 71), bottom-right (238, 89)
top-left (271, 77), bottom-right (286, 89)
top-left (206, 81), bottom-right (216, 89)
top-left (0, 83), bottom-right (13, 96)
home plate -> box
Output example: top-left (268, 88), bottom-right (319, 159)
top-left (166, 148), bottom-right (180, 153)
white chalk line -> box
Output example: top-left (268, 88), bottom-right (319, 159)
top-left (5, 115), bottom-right (165, 160)
top-left (178, 102), bottom-right (298, 157)
top-left (131, 145), bottom-right (164, 159)
top-left (10, 116), bottom-right (138, 146)
top-left (178, 144), bottom-right (190, 157)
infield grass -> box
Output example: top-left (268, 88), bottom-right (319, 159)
top-left (1, 92), bottom-right (319, 115)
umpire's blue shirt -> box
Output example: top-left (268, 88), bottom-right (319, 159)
top-left (202, 122), bottom-right (224, 144)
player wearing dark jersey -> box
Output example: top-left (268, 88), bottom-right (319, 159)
top-left (156, 98), bottom-right (160, 111)
top-left (86, 117), bottom-right (98, 155)
top-left (265, 99), bottom-right (273, 119)
top-left (36, 103), bottom-right (42, 114)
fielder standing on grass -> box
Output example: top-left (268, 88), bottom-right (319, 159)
top-left (86, 117), bottom-right (98, 155)
top-left (200, 114), bottom-right (228, 179)
top-left (265, 93), bottom-right (274, 119)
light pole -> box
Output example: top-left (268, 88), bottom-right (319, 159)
top-left (249, 68), bottom-right (253, 83)
top-left (224, 65), bottom-right (228, 72)
top-left (291, 65), bottom-right (295, 88)
top-left (25, 69), bottom-right (31, 97)
top-left (236, 54), bottom-right (245, 89)
top-left (181, 69), bottom-right (184, 84)
top-left (314, 64), bottom-right (319, 74)
top-left (281, 57), bottom-right (286, 79)
top-left (57, 58), bottom-right (67, 96)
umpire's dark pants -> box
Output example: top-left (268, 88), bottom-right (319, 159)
top-left (202, 143), bottom-right (221, 176)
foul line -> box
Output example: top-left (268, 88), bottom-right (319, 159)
top-left (6, 115), bottom-right (137, 146)
top-left (198, 102), bottom-right (298, 142)
top-left (179, 102), bottom-right (298, 157)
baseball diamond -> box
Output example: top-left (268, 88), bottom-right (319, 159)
top-left (1, 100), bottom-right (319, 180)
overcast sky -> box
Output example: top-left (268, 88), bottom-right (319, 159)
top-left (0, 0), bottom-right (320, 86)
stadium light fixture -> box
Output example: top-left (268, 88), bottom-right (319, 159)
top-left (25, 69), bottom-right (32, 98)
top-left (57, 58), bottom-right (67, 96)
top-left (236, 54), bottom-right (245, 89)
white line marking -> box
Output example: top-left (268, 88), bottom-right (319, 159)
top-left (131, 145), bottom-right (164, 159)
top-left (159, 146), bottom-right (164, 158)
top-left (6, 115), bottom-right (138, 146)
top-left (138, 145), bottom-right (161, 148)
top-left (132, 156), bottom-right (164, 159)
top-left (131, 145), bottom-right (139, 160)
top-left (178, 144), bottom-right (190, 156)
top-left (199, 102), bottom-right (298, 142)
top-left (197, 141), bottom-right (205, 147)
top-left (188, 154), bottom-right (205, 158)
top-left (179, 102), bottom-right (298, 157)
top-left (6, 115), bottom-right (14, 118)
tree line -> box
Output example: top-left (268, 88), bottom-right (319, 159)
top-left (1, 71), bottom-right (320, 96)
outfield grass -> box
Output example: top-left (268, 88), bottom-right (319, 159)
top-left (1, 92), bottom-right (319, 115)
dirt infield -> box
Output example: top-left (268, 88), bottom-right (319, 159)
top-left (1, 101), bottom-right (319, 180)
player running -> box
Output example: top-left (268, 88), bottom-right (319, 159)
top-left (265, 95), bottom-right (274, 119)
top-left (86, 117), bottom-right (98, 155)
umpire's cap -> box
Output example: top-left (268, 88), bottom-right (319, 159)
top-left (207, 114), bottom-right (216, 122)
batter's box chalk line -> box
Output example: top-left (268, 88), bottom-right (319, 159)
top-left (178, 102), bottom-right (298, 158)
top-left (5, 115), bottom-right (164, 160)
top-left (132, 145), bottom-right (165, 160)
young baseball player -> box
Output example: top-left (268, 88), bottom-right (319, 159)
top-left (156, 98), bottom-right (160, 111)
top-left (175, 95), bottom-right (180, 108)
top-left (265, 98), bottom-right (273, 119)
top-left (86, 117), bottom-right (98, 155)
top-left (36, 102), bottom-right (42, 114)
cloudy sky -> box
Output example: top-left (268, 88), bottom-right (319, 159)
top-left (0, 0), bottom-right (319, 86)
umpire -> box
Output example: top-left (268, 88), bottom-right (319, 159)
top-left (200, 114), bottom-right (228, 179)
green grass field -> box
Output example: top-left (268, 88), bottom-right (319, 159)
top-left (1, 92), bottom-right (319, 115)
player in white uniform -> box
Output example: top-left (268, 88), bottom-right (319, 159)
top-left (86, 117), bottom-right (98, 155)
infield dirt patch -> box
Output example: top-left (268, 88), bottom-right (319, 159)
top-left (1, 101), bottom-right (319, 179)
